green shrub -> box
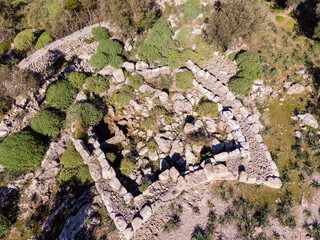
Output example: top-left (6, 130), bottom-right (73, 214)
top-left (138, 179), bottom-right (152, 192)
top-left (107, 54), bottom-right (124, 68)
top-left (66, 102), bottom-right (103, 127)
top-left (276, 16), bottom-right (286, 23)
top-left (138, 18), bottom-right (176, 65)
top-left (97, 39), bottom-right (123, 56)
top-left (272, 7), bottom-right (284, 13)
top-left (0, 95), bottom-right (12, 115)
top-left (46, 80), bottom-right (77, 109)
top-left (0, 131), bottom-right (47, 171)
top-left (57, 144), bottom-right (93, 186)
top-left (0, 214), bottom-right (11, 239)
top-left (30, 110), bottom-right (61, 138)
top-left (112, 85), bottom-right (133, 106)
top-left (196, 100), bottom-right (219, 118)
top-left (92, 26), bottom-right (110, 41)
top-left (67, 72), bottom-right (87, 89)
top-left (85, 76), bottom-right (110, 94)
top-left (183, 0), bottom-right (202, 21)
top-left (176, 27), bottom-right (194, 48)
top-left (13, 29), bottom-right (36, 53)
top-left (64, 0), bottom-right (80, 10)
top-left (163, 217), bottom-right (181, 232)
top-left (175, 70), bottom-right (194, 90)
top-left (149, 74), bottom-right (173, 90)
top-left (106, 152), bottom-right (117, 162)
top-left (0, 40), bottom-right (11, 58)
top-left (127, 73), bottom-right (144, 89)
top-left (61, 144), bottom-right (83, 169)
top-left (120, 157), bottom-right (135, 176)
top-left (35, 32), bottom-right (53, 49)
top-left (90, 52), bottom-right (109, 70)
top-left (229, 51), bottom-right (262, 96)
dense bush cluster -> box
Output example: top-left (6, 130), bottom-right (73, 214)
top-left (13, 29), bottom-right (36, 53)
top-left (30, 110), bottom-right (61, 138)
top-left (205, 0), bottom-right (265, 48)
top-left (66, 102), bottom-right (103, 128)
top-left (175, 70), bottom-right (194, 90)
top-left (0, 131), bottom-right (47, 171)
top-left (46, 80), bottom-right (78, 109)
top-left (183, 0), bottom-right (203, 21)
top-left (92, 26), bottom-right (111, 41)
top-left (120, 157), bottom-right (135, 176)
top-left (85, 75), bottom-right (110, 94)
top-left (229, 51), bottom-right (262, 96)
top-left (196, 100), bottom-right (219, 118)
top-left (67, 72), bottom-right (87, 90)
top-left (90, 27), bottom-right (124, 70)
top-left (35, 31), bottom-right (53, 50)
top-left (138, 18), bottom-right (176, 65)
top-left (57, 144), bottom-right (93, 186)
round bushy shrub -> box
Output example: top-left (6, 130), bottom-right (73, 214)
top-left (61, 145), bottom-right (84, 169)
top-left (0, 214), bottom-right (10, 239)
top-left (64, 0), bottom-right (80, 10)
top-left (196, 100), bottom-right (219, 118)
top-left (176, 70), bottom-right (194, 90)
top-left (92, 26), bottom-right (110, 41)
top-left (0, 40), bottom-right (11, 58)
top-left (0, 131), bottom-right (47, 171)
top-left (183, 0), bottom-right (203, 21)
top-left (30, 110), bottom-right (61, 138)
top-left (57, 144), bottom-right (93, 186)
top-left (13, 29), bottom-right (36, 53)
top-left (66, 102), bottom-right (103, 127)
top-left (67, 72), bottom-right (87, 89)
top-left (97, 39), bottom-right (123, 56)
top-left (108, 54), bottom-right (124, 68)
top-left (128, 73), bottom-right (144, 89)
top-left (90, 52), bottom-right (109, 70)
top-left (85, 76), bottom-right (109, 94)
top-left (46, 80), bottom-right (77, 109)
top-left (35, 32), bottom-right (53, 50)
top-left (120, 157), bottom-right (135, 176)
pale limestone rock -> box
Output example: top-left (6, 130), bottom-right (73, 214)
top-left (113, 69), bottom-right (125, 83)
top-left (114, 215), bottom-right (127, 231)
top-left (132, 216), bottom-right (143, 230)
top-left (169, 167), bottom-right (180, 181)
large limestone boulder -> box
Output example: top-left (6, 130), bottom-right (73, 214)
top-left (154, 132), bottom-right (172, 153)
top-left (113, 69), bottom-right (125, 83)
top-left (114, 215), bottom-right (127, 231)
top-left (298, 113), bottom-right (319, 129)
top-left (173, 99), bottom-right (192, 113)
top-left (287, 83), bottom-right (305, 95)
top-left (204, 163), bottom-right (235, 181)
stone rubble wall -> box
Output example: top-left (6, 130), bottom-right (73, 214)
top-left (18, 22), bottom-right (111, 72)
top-left (186, 60), bottom-right (281, 188)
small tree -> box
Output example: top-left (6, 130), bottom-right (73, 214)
top-left (0, 131), bottom-right (47, 171)
top-left (92, 26), bottom-right (111, 41)
top-left (120, 157), bottom-right (135, 176)
top-left (85, 75), bottom-right (110, 94)
top-left (66, 102), bottom-right (103, 128)
top-left (46, 80), bottom-right (78, 109)
top-left (67, 72), bottom-right (87, 89)
top-left (30, 110), bottom-right (61, 138)
top-left (175, 70), bottom-right (194, 91)
top-left (13, 29), bottom-right (36, 53)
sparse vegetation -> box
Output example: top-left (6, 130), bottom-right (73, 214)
top-left (120, 157), bottom-right (135, 176)
top-left (196, 100), bottom-right (219, 118)
top-left (175, 70), bottom-right (194, 91)
top-left (67, 72), bottom-right (87, 90)
top-left (85, 75), bottom-right (110, 94)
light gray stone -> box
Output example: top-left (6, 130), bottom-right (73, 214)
top-left (109, 178), bottom-right (122, 191)
top-left (298, 113), bottom-right (319, 129)
top-left (113, 69), bottom-right (125, 83)
top-left (123, 62), bottom-right (135, 72)
top-left (140, 205), bottom-right (152, 221)
top-left (136, 61), bottom-right (149, 71)
top-left (169, 167), bottom-right (180, 181)
top-left (159, 169), bottom-right (170, 181)
top-left (124, 227), bottom-right (134, 240)
top-left (131, 216), bottom-right (143, 230)
top-left (214, 152), bottom-right (228, 162)
top-left (114, 215), bottom-right (127, 231)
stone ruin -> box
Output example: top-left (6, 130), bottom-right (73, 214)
top-left (0, 21), bottom-right (282, 239)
